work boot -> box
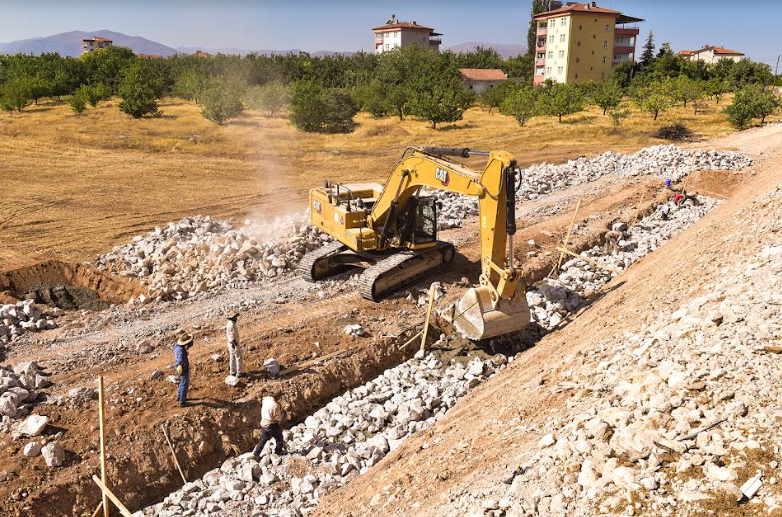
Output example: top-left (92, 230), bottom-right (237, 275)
top-left (179, 401), bottom-right (192, 408)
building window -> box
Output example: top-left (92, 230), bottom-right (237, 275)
top-left (605, 24), bottom-right (610, 32)
top-left (562, 18), bottom-right (567, 25)
top-left (560, 34), bottom-right (565, 42)
top-left (385, 44), bottom-right (389, 50)
top-left (576, 57), bottom-right (580, 63)
top-left (601, 73), bottom-right (606, 79)
top-left (558, 50), bottom-right (564, 58)
top-left (602, 56), bottom-right (607, 64)
top-left (547, 66), bottom-right (552, 74)
top-left (604, 40), bottom-right (608, 48)
top-left (558, 66), bottom-right (564, 74)
top-left (548, 51), bottom-right (553, 59)
top-left (549, 35), bottom-right (554, 43)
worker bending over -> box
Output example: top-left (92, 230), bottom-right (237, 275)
top-left (253, 394), bottom-right (286, 457)
top-left (174, 334), bottom-right (194, 407)
top-left (226, 311), bottom-right (242, 377)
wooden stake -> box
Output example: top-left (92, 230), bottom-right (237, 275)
top-left (401, 330), bottom-right (424, 350)
top-left (91, 502), bottom-right (103, 517)
top-left (420, 284), bottom-right (437, 353)
top-left (161, 424), bottom-right (188, 485)
top-left (555, 246), bottom-right (623, 275)
top-left (98, 376), bottom-right (109, 517)
top-left (551, 198), bottom-right (582, 277)
top-left (91, 476), bottom-right (133, 517)
top-left (630, 191), bottom-right (646, 228)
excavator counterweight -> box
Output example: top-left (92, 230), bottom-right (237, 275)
top-left (300, 146), bottom-right (530, 340)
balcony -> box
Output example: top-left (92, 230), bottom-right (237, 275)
top-left (615, 27), bottom-right (640, 37)
top-left (537, 27), bottom-right (547, 36)
top-left (429, 37), bottom-right (442, 44)
top-left (536, 59), bottom-right (546, 67)
top-left (613, 45), bottom-right (635, 54)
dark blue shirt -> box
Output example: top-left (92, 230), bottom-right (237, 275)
top-left (174, 343), bottom-right (189, 373)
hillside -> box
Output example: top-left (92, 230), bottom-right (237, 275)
top-left (0, 30), bottom-right (178, 57)
top-left (309, 124), bottom-right (782, 516)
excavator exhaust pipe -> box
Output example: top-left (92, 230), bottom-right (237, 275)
top-left (453, 285), bottom-right (531, 341)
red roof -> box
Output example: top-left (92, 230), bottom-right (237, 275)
top-left (83, 36), bottom-right (113, 42)
top-left (373, 21), bottom-right (434, 31)
top-left (679, 50), bottom-right (694, 56)
top-left (535, 2), bottom-right (621, 19)
top-left (691, 45), bottom-right (745, 56)
top-left (459, 68), bottom-right (507, 81)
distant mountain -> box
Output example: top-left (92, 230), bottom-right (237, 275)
top-left (0, 30), bottom-right (178, 57)
top-left (446, 42), bottom-right (527, 59)
top-left (175, 46), bottom-right (354, 58)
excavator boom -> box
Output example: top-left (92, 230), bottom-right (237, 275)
top-left (301, 146), bottom-right (530, 340)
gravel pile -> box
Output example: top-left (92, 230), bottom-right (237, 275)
top-left (527, 196), bottom-right (721, 330)
top-left (93, 215), bottom-right (331, 302)
top-left (0, 300), bottom-right (59, 346)
top-left (143, 353), bottom-right (510, 517)
top-left (0, 361), bottom-right (50, 429)
top-left (436, 145), bottom-right (750, 229)
top-left (460, 192), bottom-right (782, 517)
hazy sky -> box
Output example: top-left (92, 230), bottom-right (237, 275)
top-left (0, 0), bottom-right (779, 65)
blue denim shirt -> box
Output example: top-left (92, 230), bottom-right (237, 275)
top-left (174, 344), bottom-right (189, 373)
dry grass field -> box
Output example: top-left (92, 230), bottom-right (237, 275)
top-left (0, 94), bottom-right (771, 270)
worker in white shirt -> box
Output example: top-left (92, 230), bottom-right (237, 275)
top-left (252, 394), bottom-right (286, 457)
top-left (226, 311), bottom-right (242, 377)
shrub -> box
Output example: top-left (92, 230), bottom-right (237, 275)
top-left (724, 85), bottom-right (781, 129)
top-left (655, 122), bottom-right (693, 141)
top-left (608, 105), bottom-right (630, 126)
top-left (69, 91), bottom-right (87, 113)
top-left (86, 83), bottom-right (111, 107)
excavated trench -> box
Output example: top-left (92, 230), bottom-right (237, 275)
top-left (0, 260), bottom-right (147, 310)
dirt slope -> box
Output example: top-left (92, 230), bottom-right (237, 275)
top-left (309, 124), bottom-right (782, 517)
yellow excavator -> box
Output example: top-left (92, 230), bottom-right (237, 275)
top-left (298, 146), bottom-right (530, 340)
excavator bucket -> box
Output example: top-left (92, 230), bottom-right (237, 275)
top-left (453, 285), bottom-right (531, 341)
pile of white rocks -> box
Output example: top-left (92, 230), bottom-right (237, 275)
top-left (0, 361), bottom-right (50, 428)
top-left (93, 215), bottom-right (332, 302)
top-left (435, 145), bottom-right (750, 229)
top-left (527, 196), bottom-right (720, 330)
top-left (467, 197), bottom-right (782, 517)
top-left (0, 300), bottom-right (58, 346)
top-left (143, 353), bottom-right (509, 517)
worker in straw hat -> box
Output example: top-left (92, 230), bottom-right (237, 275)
top-left (174, 333), bottom-right (194, 407)
top-left (226, 311), bottom-right (242, 377)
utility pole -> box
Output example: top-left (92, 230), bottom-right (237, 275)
top-left (776, 55), bottom-right (780, 77)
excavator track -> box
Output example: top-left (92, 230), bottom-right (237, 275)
top-left (358, 241), bottom-right (455, 301)
top-left (297, 241), bottom-right (350, 282)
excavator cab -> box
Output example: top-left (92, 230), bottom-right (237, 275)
top-left (397, 195), bottom-right (438, 249)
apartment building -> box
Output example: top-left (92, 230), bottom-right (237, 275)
top-left (372, 14), bottom-right (442, 54)
top-left (82, 36), bottom-right (113, 54)
top-left (533, 2), bottom-right (643, 86)
top-left (680, 45), bottom-right (745, 64)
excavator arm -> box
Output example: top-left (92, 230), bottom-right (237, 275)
top-left (368, 147), bottom-right (530, 338)
top-left (369, 147), bottom-right (520, 299)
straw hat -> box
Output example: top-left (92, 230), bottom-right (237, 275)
top-left (177, 334), bottom-right (194, 346)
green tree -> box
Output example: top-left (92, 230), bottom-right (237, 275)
top-left (705, 77), bottom-right (730, 104)
top-left (245, 81), bottom-right (291, 117)
top-left (672, 75), bottom-right (702, 108)
top-left (540, 82), bottom-right (585, 123)
top-left (481, 80), bottom-right (521, 114)
top-left (0, 74), bottom-right (34, 112)
top-left (84, 83), bottom-right (111, 107)
top-left (118, 66), bottom-right (159, 118)
top-left (724, 87), bottom-right (758, 130)
top-left (408, 74), bottom-right (474, 128)
top-left (172, 69), bottom-right (206, 103)
top-left (198, 82), bottom-right (244, 124)
top-left (289, 81), bottom-right (358, 133)
top-left (633, 78), bottom-right (676, 120)
top-left (354, 78), bottom-right (389, 118)
top-left (499, 86), bottom-right (540, 126)
top-left (29, 76), bottom-right (52, 105)
top-left (640, 31), bottom-right (655, 67)
top-left (591, 79), bottom-right (624, 115)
